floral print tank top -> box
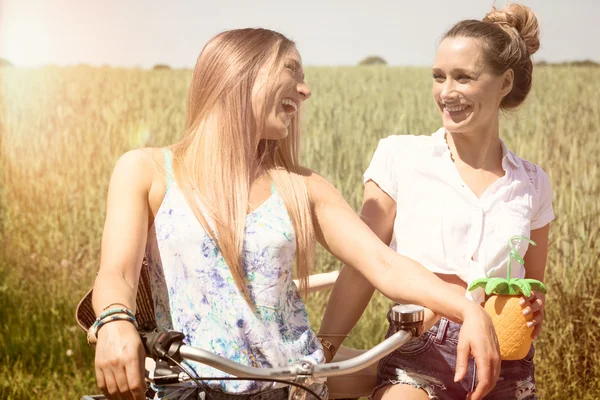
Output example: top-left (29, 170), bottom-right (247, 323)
top-left (144, 149), bottom-right (324, 395)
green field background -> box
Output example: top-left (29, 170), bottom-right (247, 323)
top-left (1, 65), bottom-right (598, 399)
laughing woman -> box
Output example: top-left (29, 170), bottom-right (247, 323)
top-left (320, 4), bottom-right (553, 400)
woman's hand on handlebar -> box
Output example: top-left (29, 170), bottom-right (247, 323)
top-left (95, 320), bottom-right (146, 400)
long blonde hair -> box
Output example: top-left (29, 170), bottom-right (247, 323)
top-left (169, 28), bottom-right (315, 306)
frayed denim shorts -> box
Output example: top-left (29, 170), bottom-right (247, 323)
top-left (374, 314), bottom-right (537, 400)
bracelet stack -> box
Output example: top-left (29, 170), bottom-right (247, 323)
top-left (87, 304), bottom-right (138, 346)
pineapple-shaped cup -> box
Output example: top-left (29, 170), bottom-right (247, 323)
top-left (468, 235), bottom-right (547, 360)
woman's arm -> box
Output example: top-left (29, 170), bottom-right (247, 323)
top-left (522, 224), bottom-right (551, 339)
top-left (318, 181), bottom-right (395, 354)
top-left (92, 149), bottom-right (156, 400)
top-left (308, 173), bottom-right (478, 322)
top-left (93, 150), bottom-right (153, 315)
top-left (524, 225), bottom-right (550, 282)
top-left (306, 172), bottom-right (500, 400)
top-left (318, 181), bottom-right (440, 355)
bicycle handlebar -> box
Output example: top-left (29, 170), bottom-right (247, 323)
top-left (142, 303), bottom-right (424, 382)
top-left (176, 328), bottom-right (413, 380)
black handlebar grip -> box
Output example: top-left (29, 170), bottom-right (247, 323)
top-left (140, 330), bottom-right (185, 360)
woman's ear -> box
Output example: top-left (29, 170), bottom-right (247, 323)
top-left (500, 68), bottom-right (514, 98)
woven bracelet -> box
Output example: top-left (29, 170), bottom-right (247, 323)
top-left (87, 312), bottom-right (138, 346)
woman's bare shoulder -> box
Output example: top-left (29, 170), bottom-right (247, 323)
top-left (294, 167), bottom-right (344, 207)
top-left (110, 147), bottom-right (166, 193)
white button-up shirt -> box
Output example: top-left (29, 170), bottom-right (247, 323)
top-left (364, 128), bottom-right (555, 304)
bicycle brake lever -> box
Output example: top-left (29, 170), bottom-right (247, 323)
top-left (147, 359), bottom-right (184, 385)
top-left (141, 330), bottom-right (186, 361)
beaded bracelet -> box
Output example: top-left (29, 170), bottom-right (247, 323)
top-left (87, 308), bottom-right (137, 346)
top-left (97, 307), bottom-right (135, 321)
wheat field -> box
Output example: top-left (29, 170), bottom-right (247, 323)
top-left (0, 65), bottom-right (599, 399)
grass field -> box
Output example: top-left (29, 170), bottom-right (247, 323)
top-left (1, 65), bottom-right (599, 399)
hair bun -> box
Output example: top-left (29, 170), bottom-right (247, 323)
top-left (484, 4), bottom-right (540, 55)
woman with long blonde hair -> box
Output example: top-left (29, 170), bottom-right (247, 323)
top-left (91, 28), bottom-right (500, 400)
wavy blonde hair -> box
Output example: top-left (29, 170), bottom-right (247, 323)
top-left (169, 28), bottom-right (315, 306)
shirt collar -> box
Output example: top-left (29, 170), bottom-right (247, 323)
top-left (499, 138), bottom-right (519, 168)
top-left (432, 128), bottom-right (519, 169)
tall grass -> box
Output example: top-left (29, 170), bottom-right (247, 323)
top-left (1, 65), bottom-right (598, 399)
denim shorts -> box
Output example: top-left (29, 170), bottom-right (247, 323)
top-left (374, 315), bottom-right (538, 400)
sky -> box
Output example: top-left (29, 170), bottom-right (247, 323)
top-left (1, 0), bottom-right (598, 68)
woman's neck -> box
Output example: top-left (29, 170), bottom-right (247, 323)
top-left (249, 157), bottom-right (269, 183)
top-left (445, 122), bottom-right (502, 171)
